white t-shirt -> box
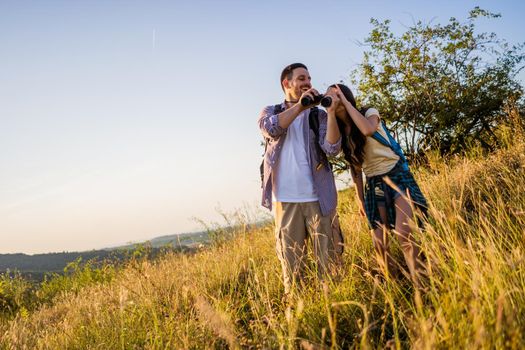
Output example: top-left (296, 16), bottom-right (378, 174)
top-left (361, 108), bottom-right (399, 177)
top-left (272, 110), bottom-right (318, 202)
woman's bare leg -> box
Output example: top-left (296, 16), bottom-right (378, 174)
top-left (371, 206), bottom-right (397, 276)
top-left (394, 194), bottom-right (423, 284)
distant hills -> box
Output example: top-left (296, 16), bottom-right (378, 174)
top-left (105, 231), bottom-right (209, 250)
top-left (0, 231), bottom-right (209, 281)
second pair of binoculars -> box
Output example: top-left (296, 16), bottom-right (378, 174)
top-left (300, 94), bottom-right (333, 108)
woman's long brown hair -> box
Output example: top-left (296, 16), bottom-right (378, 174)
top-left (331, 84), bottom-right (367, 168)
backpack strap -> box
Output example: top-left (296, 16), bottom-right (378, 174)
top-left (274, 103), bottom-right (284, 116)
top-left (371, 121), bottom-right (409, 166)
top-left (308, 107), bottom-right (332, 170)
top-left (308, 107), bottom-right (320, 140)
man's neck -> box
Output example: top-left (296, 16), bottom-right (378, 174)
top-left (284, 93), bottom-right (299, 109)
top-left (284, 99), bottom-right (297, 108)
top-left (285, 92), bottom-right (299, 101)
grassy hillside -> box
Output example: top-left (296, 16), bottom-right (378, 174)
top-left (107, 231), bottom-right (211, 251)
top-left (1, 138), bottom-right (524, 348)
top-left (0, 231), bottom-right (210, 283)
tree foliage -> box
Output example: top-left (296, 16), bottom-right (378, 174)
top-left (352, 7), bottom-right (524, 156)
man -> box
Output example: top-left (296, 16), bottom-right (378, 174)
top-left (258, 63), bottom-right (344, 293)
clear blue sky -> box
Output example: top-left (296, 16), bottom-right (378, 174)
top-left (1, 1), bottom-right (523, 254)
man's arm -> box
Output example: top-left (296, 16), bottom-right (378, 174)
top-left (259, 88), bottom-right (323, 139)
top-left (277, 103), bottom-right (307, 129)
top-left (258, 103), bottom-right (309, 140)
top-left (258, 105), bottom-right (284, 139)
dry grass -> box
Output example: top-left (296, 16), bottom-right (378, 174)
top-left (1, 140), bottom-right (525, 349)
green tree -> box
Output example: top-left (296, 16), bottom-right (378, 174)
top-left (352, 7), bottom-right (524, 156)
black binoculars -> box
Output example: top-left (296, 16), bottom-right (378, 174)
top-left (300, 94), bottom-right (332, 108)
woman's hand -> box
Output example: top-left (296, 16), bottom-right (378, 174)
top-left (334, 84), bottom-right (350, 106)
top-left (325, 91), bottom-right (340, 116)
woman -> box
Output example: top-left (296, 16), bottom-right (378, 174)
top-left (325, 84), bottom-right (427, 281)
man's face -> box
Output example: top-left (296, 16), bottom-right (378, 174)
top-left (283, 67), bottom-right (312, 99)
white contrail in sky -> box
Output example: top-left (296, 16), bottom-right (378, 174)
top-left (152, 28), bottom-right (156, 52)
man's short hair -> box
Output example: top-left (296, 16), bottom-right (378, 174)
top-left (280, 63), bottom-right (308, 91)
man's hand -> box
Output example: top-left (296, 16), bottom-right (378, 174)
top-left (278, 88), bottom-right (319, 129)
top-left (299, 88), bottom-right (321, 108)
